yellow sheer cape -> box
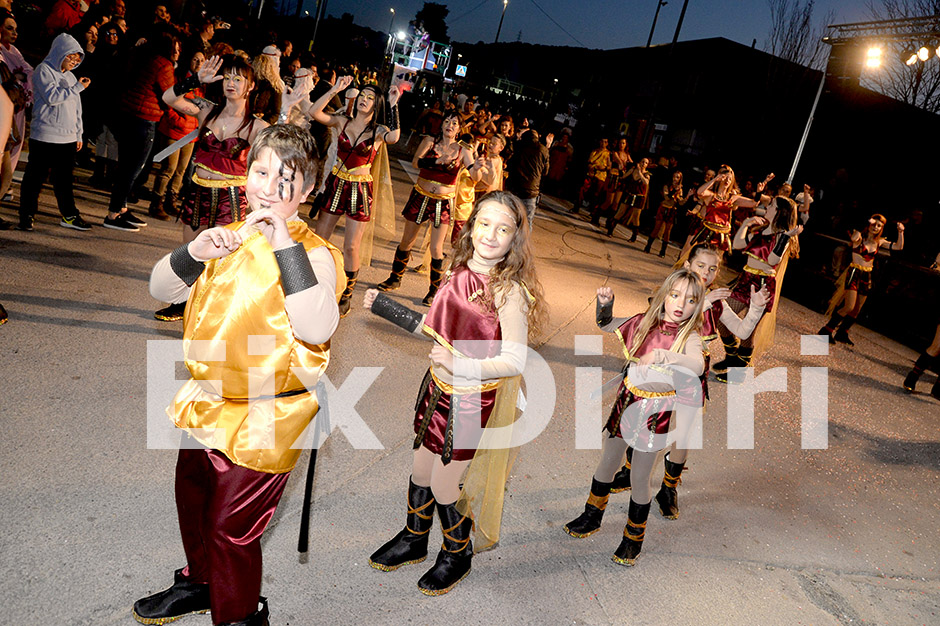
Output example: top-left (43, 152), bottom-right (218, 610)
top-left (358, 143), bottom-right (397, 267)
top-left (455, 375), bottom-right (523, 553)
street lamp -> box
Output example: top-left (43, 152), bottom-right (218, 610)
top-left (789, 38), bottom-right (889, 183)
top-left (646, 0), bottom-right (667, 48)
top-left (388, 7), bottom-right (395, 34)
top-left (495, 0), bottom-right (508, 44)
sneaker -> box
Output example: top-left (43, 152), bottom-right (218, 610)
top-left (103, 214), bottom-right (140, 232)
top-left (16, 218), bottom-right (33, 231)
top-left (0, 217), bottom-right (13, 230)
top-left (60, 215), bottom-right (92, 231)
top-left (121, 210), bottom-right (148, 228)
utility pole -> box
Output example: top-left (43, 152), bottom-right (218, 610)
top-left (641, 0), bottom-right (690, 149)
top-left (495, 0), bottom-right (508, 44)
top-left (646, 0), bottom-right (667, 48)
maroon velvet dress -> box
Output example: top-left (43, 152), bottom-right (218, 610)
top-left (845, 241), bottom-right (877, 295)
top-left (605, 316), bottom-right (700, 450)
top-left (401, 147), bottom-right (462, 227)
top-left (730, 230), bottom-right (781, 312)
top-left (413, 266), bottom-right (503, 464)
top-left (314, 120), bottom-right (378, 222)
top-left (687, 198), bottom-right (735, 253)
top-left (180, 128), bottom-right (251, 231)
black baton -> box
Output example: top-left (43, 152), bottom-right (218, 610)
top-left (298, 381), bottom-right (329, 554)
top-left (297, 447), bottom-right (318, 553)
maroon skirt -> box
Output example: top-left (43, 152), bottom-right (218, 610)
top-left (604, 381), bottom-right (676, 451)
top-left (688, 223), bottom-right (732, 254)
top-left (401, 187), bottom-right (452, 227)
top-left (730, 269), bottom-right (778, 312)
top-left (845, 266), bottom-right (872, 296)
top-left (413, 369), bottom-right (497, 463)
top-left (314, 173), bottom-right (373, 222)
top-left (180, 183), bottom-right (247, 231)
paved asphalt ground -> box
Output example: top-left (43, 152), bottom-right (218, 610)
top-left (1, 155), bottom-right (938, 626)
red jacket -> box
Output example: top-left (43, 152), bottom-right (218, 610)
top-left (157, 82), bottom-right (202, 140)
top-left (120, 55), bottom-right (175, 122)
top-left (44, 1), bottom-right (83, 37)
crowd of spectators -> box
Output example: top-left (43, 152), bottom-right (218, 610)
top-left (0, 0), bottom-right (936, 273)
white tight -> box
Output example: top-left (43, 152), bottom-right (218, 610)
top-left (592, 437), bottom-right (659, 505)
top-left (412, 445), bottom-right (470, 505)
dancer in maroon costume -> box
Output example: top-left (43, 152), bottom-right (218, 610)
top-left (564, 269), bottom-right (707, 566)
top-left (819, 213), bottom-right (904, 346)
top-left (364, 191), bottom-right (546, 595)
top-left (377, 111), bottom-right (484, 305)
top-left (309, 74), bottom-right (401, 316)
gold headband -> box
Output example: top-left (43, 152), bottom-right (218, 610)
top-left (478, 205), bottom-right (517, 222)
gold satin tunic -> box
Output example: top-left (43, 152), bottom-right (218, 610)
top-left (170, 220), bottom-right (346, 474)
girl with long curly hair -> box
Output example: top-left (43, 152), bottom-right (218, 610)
top-left (363, 190), bottom-right (546, 595)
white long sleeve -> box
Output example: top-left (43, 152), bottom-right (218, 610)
top-left (716, 299), bottom-right (765, 341)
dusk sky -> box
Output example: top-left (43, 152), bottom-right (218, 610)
top-left (293, 0), bottom-right (871, 50)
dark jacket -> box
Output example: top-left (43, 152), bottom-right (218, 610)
top-left (505, 130), bottom-right (548, 199)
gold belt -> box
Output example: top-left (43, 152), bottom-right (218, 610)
top-left (333, 165), bottom-right (373, 182)
top-left (744, 263), bottom-right (776, 277)
top-left (849, 263), bottom-right (873, 272)
top-left (192, 172), bottom-right (247, 188)
top-left (625, 375), bottom-right (677, 399)
top-left (703, 220), bottom-right (731, 233)
top-left (430, 367), bottom-right (501, 394)
top-left (416, 178), bottom-right (457, 199)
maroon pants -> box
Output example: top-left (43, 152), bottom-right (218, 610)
top-left (175, 448), bottom-right (290, 624)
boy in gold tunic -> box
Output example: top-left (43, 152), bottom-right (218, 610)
top-left (136, 124), bottom-right (345, 626)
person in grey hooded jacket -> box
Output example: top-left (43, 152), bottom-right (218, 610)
top-left (17, 32), bottom-right (91, 231)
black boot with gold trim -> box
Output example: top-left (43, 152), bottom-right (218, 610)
top-left (338, 269), bottom-right (358, 318)
top-left (610, 447), bottom-right (634, 493)
top-left (654, 453), bottom-right (685, 520)
top-left (612, 499), bottom-right (651, 567)
top-left (422, 257), bottom-right (445, 306)
top-left (369, 478), bottom-right (435, 571)
top-left (565, 478), bottom-right (613, 537)
top-left (715, 346), bottom-right (752, 384)
top-left (417, 502), bottom-right (473, 596)
top-left (132, 568), bottom-right (210, 624)
top-left (710, 335), bottom-right (740, 374)
top-left (377, 247), bottom-right (411, 291)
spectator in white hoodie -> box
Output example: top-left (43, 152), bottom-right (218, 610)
top-left (17, 32), bottom-right (91, 231)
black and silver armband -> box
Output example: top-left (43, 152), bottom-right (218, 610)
top-left (596, 298), bottom-right (614, 327)
top-left (388, 105), bottom-right (400, 131)
top-left (172, 74), bottom-right (202, 98)
top-left (372, 293), bottom-right (423, 333)
top-left (169, 244), bottom-right (206, 286)
top-left (772, 233), bottom-right (792, 257)
top-left (274, 242), bottom-right (318, 296)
